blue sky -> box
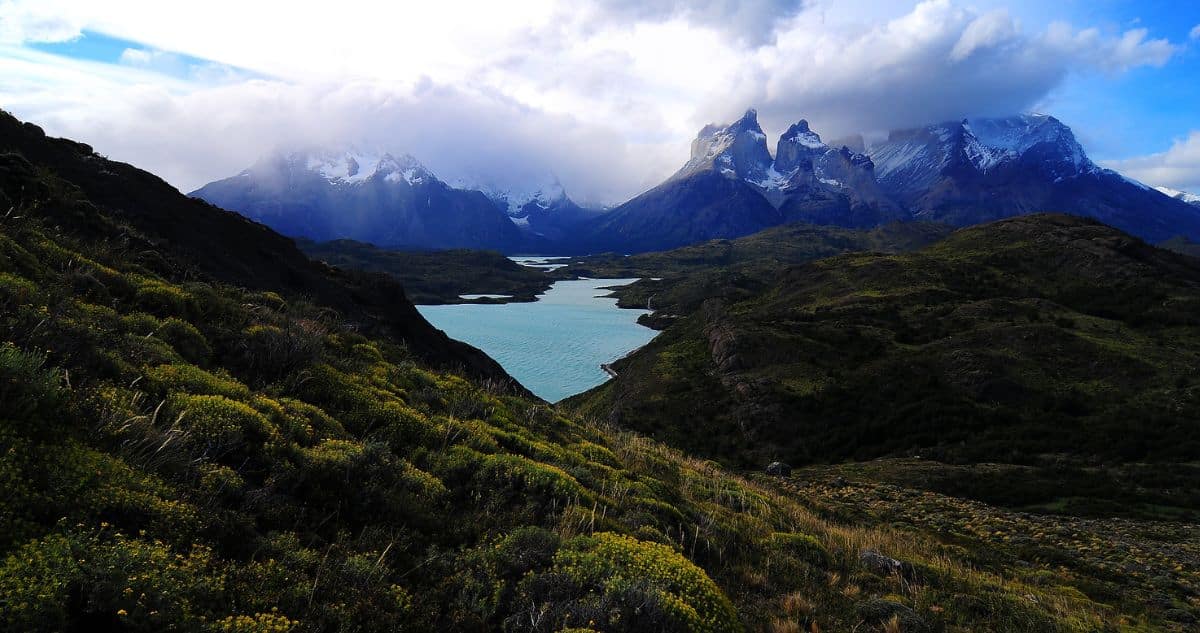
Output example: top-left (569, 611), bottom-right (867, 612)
top-left (0, 0), bottom-right (1197, 200)
top-left (1028, 0), bottom-right (1200, 160)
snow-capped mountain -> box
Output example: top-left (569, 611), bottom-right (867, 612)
top-left (191, 148), bottom-right (527, 251)
top-left (297, 149), bottom-right (434, 186)
top-left (577, 110), bottom-right (1200, 253)
top-left (579, 110), bottom-right (904, 252)
top-left (1156, 186), bottom-right (1200, 207)
top-left (864, 114), bottom-right (1200, 241)
top-left (458, 175), bottom-right (571, 218)
top-left (193, 113), bottom-right (1200, 255)
top-left (870, 114), bottom-right (1098, 198)
top-left (672, 109), bottom-right (774, 183)
top-left (450, 175), bottom-right (603, 241)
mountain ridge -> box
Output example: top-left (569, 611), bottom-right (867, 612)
top-left (581, 110), bottom-right (1200, 253)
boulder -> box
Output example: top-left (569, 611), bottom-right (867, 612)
top-left (765, 461), bottom-right (792, 477)
top-left (860, 548), bottom-right (919, 583)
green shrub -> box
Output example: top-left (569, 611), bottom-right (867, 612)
top-left (277, 398), bottom-right (344, 441)
top-left (521, 532), bottom-right (740, 633)
top-left (0, 271), bottom-right (39, 306)
top-left (351, 342), bottom-right (384, 364)
top-left (769, 532), bottom-right (830, 569)
top-left (494, 526), bottom-right (561, 578)
top-left (0, 531), bottom-right (225, 632)
top-left (169, 394), bottom-right (276, 451)
top-left (212, 612), bottom-right (298, 632)
top-left (238, 324), bottom-right (323, 384)
top-left (0, 344), bottom-right (65, 437)
top-left (479, 454), bottom-right (586, 500)
top-left (132, 277), bottom-right (193, 317)
top-left (146, 364), bottom-right (250, 400)
top-left (120, 311), bottom-right (161, 336)
top-left (157, 318), bottom-right (210, 363)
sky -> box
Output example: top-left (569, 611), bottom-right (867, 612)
top-left (0, 0), bottom-right (1198, 204)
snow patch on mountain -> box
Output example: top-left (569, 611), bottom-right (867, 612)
top-left (1156, 186), bottom-right (1200, 205)
top-left (453, 175), bottom-right (568, 217)
top-left (294, 149), bottom-right (433, 186)
top-left (754, 165), bottom-right (793, 189)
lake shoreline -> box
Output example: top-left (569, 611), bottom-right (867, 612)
top-left (417, 277), bottom-right (658, 402)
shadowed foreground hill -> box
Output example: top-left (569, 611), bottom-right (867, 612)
top-left (0, 111), bottom-right (513, 387)
top-left (569, 214), bottom-right (1200, 466)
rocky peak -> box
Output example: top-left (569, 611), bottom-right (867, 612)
top-left (375, 153), bottom-right (435, 185)
top-left (774, 118), bottom-right (830, 174)
top-left (673, 108), bottom-right (772, 183)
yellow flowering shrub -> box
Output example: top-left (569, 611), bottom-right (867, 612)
top-left (156, 317), bottom-right (211, 363)
top-left (169, 394), bottom-right (277, 449)
top-left (553, 532), bottom-right (740, 633)
top-left (146, 364), bottom-right (250, 400)
top-left (131, 276), bottom-right (193, 317)
top-left (212, 611), bottom-right (298, 633)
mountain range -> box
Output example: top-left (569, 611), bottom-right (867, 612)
top-left (581, 110), bottom-right (1200, 252)
top-left (192, 110), bottom-right (1200, 254)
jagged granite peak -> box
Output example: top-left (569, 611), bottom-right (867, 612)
top-left (773, 119), bottom-right (829, 175)
top-left (672, 108), bottom-right (773, 183)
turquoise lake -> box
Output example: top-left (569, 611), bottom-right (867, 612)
top-left (416, 278), bottom-right (655, 402)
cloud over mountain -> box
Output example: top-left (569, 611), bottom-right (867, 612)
top-left (0, 0), bottom-right (1189, 203)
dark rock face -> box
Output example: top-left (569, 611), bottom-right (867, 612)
top-left (191, 152), bottom-right (527, 252)
top-left (673, 109), bottom-right (774, 184)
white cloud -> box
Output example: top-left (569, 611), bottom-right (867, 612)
top-left (0, 48), bottom-right (676, 203)
top-left (1191, 24), bottom-right (1200, 40)
top-left (0, 0), bottom-right (1189, 204)
top-left (0, 0), bottom-right (84, 44)
top-left (590, 0), bottom-right (810, 46)
top-left (1104, 132), bottom-right (1200, 194)
top-left (1043, 23), bottom-right (1177, 73)
top-left (950, 9), bottom-right (1019, 61)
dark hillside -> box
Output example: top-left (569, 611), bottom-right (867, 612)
top-left (570, 214), bottom-right (1200, 466)
top-left (0, 111), bottom-right (514, 386)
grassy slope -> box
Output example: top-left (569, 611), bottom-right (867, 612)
top-left (298, 239), bottom-right (560, 304)
top-left (569, 214), bottom-right (1200, 468)
top-left (1, 124), bottom-right (1194, 631)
